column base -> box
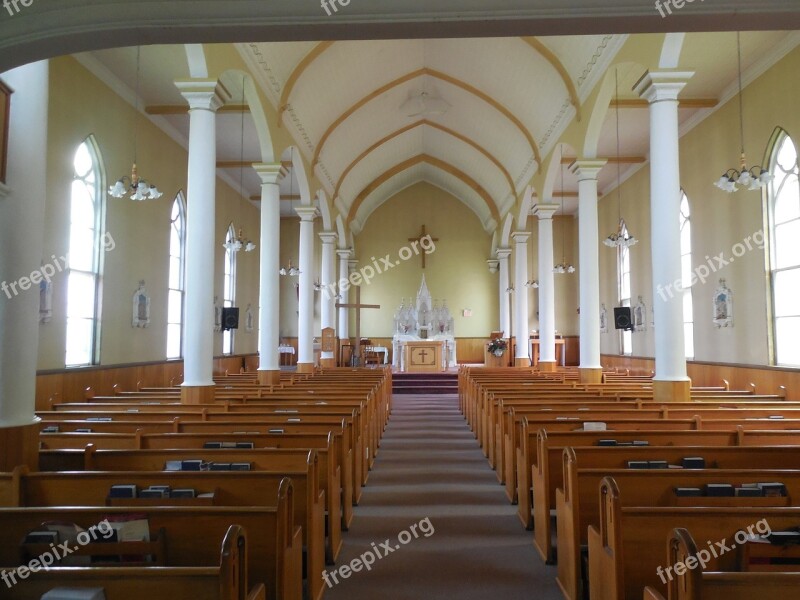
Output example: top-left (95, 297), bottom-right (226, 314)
top-left (0, 421), bottom-right (40, 472)
top-left (579, 368), bottom-right (603, 384)
top-left (296, 362), bottom-right (315, 374)
top-left (538, 361), bottom-right (557, 372)
top-left (514, 358), bottom-right (531, 367)
top-left (181, 385), bottom-right (215, 405)
top-left (258, 370), bottom-right (281, 385)
top-left (653, 379), bottom-right (692, 403)
top-left (320, 358), bottom-right (336, 368)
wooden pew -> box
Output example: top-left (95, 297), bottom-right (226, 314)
top-left (643, 528), bottom-right (800, 600)
top-left (0, 524), bottom-right (266, 600)
top-left (0, 479), bottom-right (302, 600)
top-left (556, 450), bottom-right (800, 600)
top-left (587, 476), bottom-right (800, 600)
top-left (41, 445), bottom-right (343, 566)
top-left (3, 453), bottom-right (326, 600)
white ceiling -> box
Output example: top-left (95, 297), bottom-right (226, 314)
top-left (76, 30), bottom-right (799, 227)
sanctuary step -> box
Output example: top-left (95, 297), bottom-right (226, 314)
top-left (392, 372), bottom-right (459, 395)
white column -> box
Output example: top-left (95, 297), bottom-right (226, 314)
top-left (635, 70), bottom-right (694, 402)
top-left (571, 160), bottom-right (606, 383)
top-left (296, 206), bottom-right (317, 372)
top-left (496, 248), bottom-right (512, 337)
top-left (337, 249), bottom-right (352, 341)
top-left (511, 231), bottom-right (531, 366)
top-left (253, 163), bottom-right (284, 385)
top-left (0, 61), bottom-right (47, 469)
top-left (319, 231), bottom-right (337, 367)
top-left (177, 80), bottom-right (229, 403)
top-left (534, 204), bottom-right (559, 370)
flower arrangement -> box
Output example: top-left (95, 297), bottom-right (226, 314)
top-left (487, 337), bottom-right (508, 356)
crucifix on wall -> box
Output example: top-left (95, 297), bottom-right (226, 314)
top-left (408, 224), bottom-right (439, 269)
top-left (335, 285), bottom-right (380, 366)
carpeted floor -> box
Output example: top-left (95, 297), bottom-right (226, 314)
top-left (324, 393), bottom-right (563, 600)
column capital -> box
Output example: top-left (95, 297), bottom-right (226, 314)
top-left (634, 70), bottom-right (694, 104)
top-left (319, 231), bottom-right (338, 245)
top-left (295, 206), bottom-right (318, 221)
top-left (252, 163), bottom-right (287, 186)
top-left (337, 248), bottom-right (352, 260)
top-left (532, 203), bottom-right (560, 220)
top-left (175, 79), bottom-right (232, 111)
top-left (569, 160), bottom-right (607, 181)
top-left (347, 259), bottom-right (359, 272)
top-left (496, 247), bottom-right (512, 260)
top-left (487, 259), bottom-right (499, 273)
top-left (511, 231), bottom-right (531, 244)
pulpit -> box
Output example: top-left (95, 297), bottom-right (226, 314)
top-left (402, 340), bottom-right (446, 372)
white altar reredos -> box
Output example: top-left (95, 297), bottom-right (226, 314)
top-left (392, 275), bottom-right (457, 369)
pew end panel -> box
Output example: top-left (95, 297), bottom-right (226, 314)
top-left (587, 476), bottom-right (624, 600)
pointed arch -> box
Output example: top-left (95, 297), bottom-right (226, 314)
top-left (167, 191), bottom-right (187, 359)
top-left (65, 134), bottom-right (106, 366)
top-left (313, 68), bottom-right (540, 170)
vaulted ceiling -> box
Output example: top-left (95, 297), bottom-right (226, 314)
top-left (73, 30), bottom-right (800, 231)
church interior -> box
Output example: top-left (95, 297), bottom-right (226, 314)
top-left (1, 2), bottom-right (800, 599)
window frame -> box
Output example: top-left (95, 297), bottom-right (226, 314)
top-left (65, 136), bottom-right (106, 367)
top-left (166, 192), bottom-right (187, 359)
top-left (765, 128), bottom-right (800, 367)
top-left (617, 222), bottom-right (632, 356)
top-left (223, 223), bottom-right (237, 355)
top-left (680, 191), bottom-right (695, 360)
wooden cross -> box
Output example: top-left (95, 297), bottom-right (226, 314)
top-left (335, 285), bottom-right (380, 366)
top-left (408, 224), bottom-right (439, 269)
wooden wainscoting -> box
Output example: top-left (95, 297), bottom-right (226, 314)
top-left (601, 354), bottom-right (800, 399)
top-left (36, 355), bottom-right (256, 410)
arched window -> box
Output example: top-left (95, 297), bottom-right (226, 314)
top-left (223, 224), bottom-right (237, 355)
top-left (65, 137), bottom-right (105, 366)
top-left (618, 223), bottom-right (632, 356)
top-left (166, 193), bottom-right (186, 359)
top-left (680, 192), bottom-right (694, 359)
top-left (767, 131), bottom-right (800, 366)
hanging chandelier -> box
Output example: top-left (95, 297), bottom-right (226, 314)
top-left (554, 146), bottom-right (575, 274)
top-left (603, 68), bottom-right (638, 249)
top-left (713, 32), bottom-right (773, 193)
top-left (224, 227), bottom-right (256, 253)
top-left (108, 47), bottom-right (163, 201)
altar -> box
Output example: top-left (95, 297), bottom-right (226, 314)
top-left (392, 275), bottom-right (457, 371)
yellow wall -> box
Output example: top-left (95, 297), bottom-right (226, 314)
top-left (38, 56), bottom-right (260, 370)
top-left (352, 182), bottom-right (496, 338)
top-left (598, 46), bottom-right (800, 366)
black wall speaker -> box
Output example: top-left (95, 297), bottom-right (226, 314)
top-left (222, 307), bottom-right (240, 330)
top-left (614, 306), bottom-right (633, 331)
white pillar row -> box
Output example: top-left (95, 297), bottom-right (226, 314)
top-left (253, 163), bottom-right (284, 385)
top-left (533, 204), bottom-right (559, 371)
top-left (319, 231), bottom-right (337, 367)
top-left (496, 248), bottom-right (512, 338)
top-left (337, 249), bottom-right (352, 342)
top-left (295, 206), bottom-right (317, 373)
top-left (511, 231), bottom-right (531, 366)
top-left (0, 61), bottom-right (48, 470)
top-left (635, 70), bottom-right (694, 402)
top-left (176, 80), bottom-right (230, 403)
top-left (571, 160), bottom-right (606, 384)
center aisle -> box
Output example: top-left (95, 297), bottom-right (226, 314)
top-left (325, 392), bottom-right (563, 600)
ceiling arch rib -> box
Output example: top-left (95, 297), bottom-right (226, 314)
top-left (333, 119), bottom-right (515, 201)
top-left (313, 68), bottom-right (541, 169)
top-left (278, 41), bottom-right (335, 123)
top-left (347, 153), bottom-right (500, 229)
top-left (520, 37), bottom-right (581, 121)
